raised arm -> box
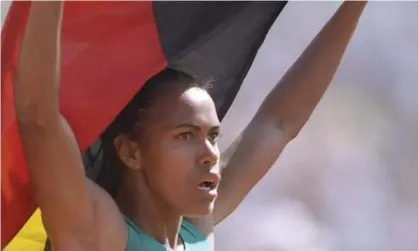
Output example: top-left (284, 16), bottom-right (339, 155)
top-left (214, 1), bottom-right (368, 223)
top-left (14, 2), bottom-right (96, 249)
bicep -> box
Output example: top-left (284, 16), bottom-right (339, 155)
top-left (18, 116), bottom-right (95, 242)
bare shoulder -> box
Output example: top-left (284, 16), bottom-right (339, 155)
top-left (184, 215), bottom-right (215, 250)
top-left (86, 179), bottom-right (128, 251)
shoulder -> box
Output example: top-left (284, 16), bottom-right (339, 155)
top-left (183, 216), bottom-right (214, 250)
top-left (88, 180), bottom-right (128, 251)
top-left (45, 181), bottom-right (128, 251)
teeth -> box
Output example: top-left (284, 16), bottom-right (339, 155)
top-left (198, 181), bottom-right (215, 190)
top-left (198, 186), bottom-right (211, 191)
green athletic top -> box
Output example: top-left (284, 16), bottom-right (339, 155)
top-left (125, 217), bottom-right (211, 251)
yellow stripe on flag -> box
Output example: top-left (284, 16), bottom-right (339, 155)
top-left (5, 208), bottom-right (47, 251)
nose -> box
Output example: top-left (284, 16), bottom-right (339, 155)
top-left (199, 139), bottom-right (219, 167)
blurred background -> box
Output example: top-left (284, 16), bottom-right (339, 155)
top-left (2, 1), bottom-right (418, 251)
top-left (215, 1), bottom-right (418, 251)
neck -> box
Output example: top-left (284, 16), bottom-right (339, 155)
top-left (116, 172), bottom-right (183, 249)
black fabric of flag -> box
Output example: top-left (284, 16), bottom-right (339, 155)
top-left (83, 1), bottom-right (287, 182)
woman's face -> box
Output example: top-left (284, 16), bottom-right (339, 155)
top-left (133, 86), bottom-right (221, 216)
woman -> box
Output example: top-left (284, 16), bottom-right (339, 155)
top-left (15, 1), bottom-right (367, 251)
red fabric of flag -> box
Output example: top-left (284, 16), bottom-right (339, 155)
top-left (2, 1), bottom-right (286, 248)
top-left (1, 2), bottom-right (166, 247)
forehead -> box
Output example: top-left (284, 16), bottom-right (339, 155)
top-left (147, 87), bottom-right (220, 128)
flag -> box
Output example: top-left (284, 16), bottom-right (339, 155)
top-left (3, 209), bottom-right (46, 251)
top-left (1, 1), bottom-right (287, 248)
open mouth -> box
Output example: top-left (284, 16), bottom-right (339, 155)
top-left (198, 180), bottom-right (217, 191)
top-left (197, 173), bottom-right (220, 191)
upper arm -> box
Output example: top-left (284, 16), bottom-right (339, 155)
top-left (12, 3), bottom-right (126, 249)
top-left (213, 117), bottom-right (289, 224)
top-left (185, 118), bottom-right (288, 241)
top-left (17, 116), bottom-right (96, 247)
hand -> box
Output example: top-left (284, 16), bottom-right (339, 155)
top-left (341, 1), bottom-right (368, 10)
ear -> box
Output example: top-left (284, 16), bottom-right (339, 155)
top-left (114, 135), bottom-right (141, 170)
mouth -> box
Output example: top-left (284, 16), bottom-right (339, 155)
top-left (198, 180), bottom-right (217, 191)
top-left (197, 173), bottom-right (220, 192)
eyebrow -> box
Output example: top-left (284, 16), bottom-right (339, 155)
top-left (170, 123), bottom-right (220, 131)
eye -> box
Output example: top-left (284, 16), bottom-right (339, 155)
top-left (177, 132), bottom-right (193, 140)
top-left (207, 131), bottom-right (219, 143)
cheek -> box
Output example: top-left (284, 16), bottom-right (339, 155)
top-left (162, 141), bottom-right (197, 174)
top-left (147, 140), bottom-right (197, 181)
top-left (153, 142), bottom-right (198, 201)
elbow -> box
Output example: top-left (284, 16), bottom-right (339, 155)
top-left (284, 125), bottom-right (302, 142)
top-left (15, 99), bottom-right (60, 130)
top-left (254, 107), bottom-right (305, 142)
top-left (282, 118), bottom-right (308, 142)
